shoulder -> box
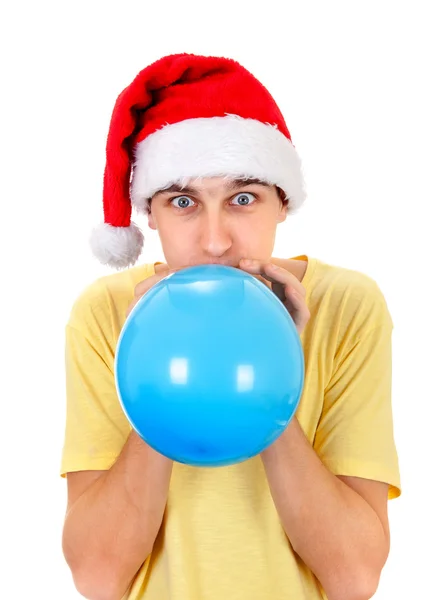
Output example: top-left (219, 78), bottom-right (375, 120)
top-left (309, 258), bottom-right (394, 336)
top-left (319, 260), bottom-right (386, 298)
top-left (67, 263), bottom-right (154, 332)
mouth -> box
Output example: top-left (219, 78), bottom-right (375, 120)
top-left (190, 261), bottom-right (238, 267)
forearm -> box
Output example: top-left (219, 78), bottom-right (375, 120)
top-left (261, 418), bottom-right (388, 600)
top-left (62, 430), bottom-right (173, 600)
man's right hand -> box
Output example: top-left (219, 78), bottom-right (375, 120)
top-left (126, 263), bottom-right (179, 318)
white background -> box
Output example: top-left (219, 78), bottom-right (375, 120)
top-left (1, 1), bottom-right (440, 598)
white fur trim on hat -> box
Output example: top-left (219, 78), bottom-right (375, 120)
top-left (89, 222), bottom-right (144, 269)
top-left (130, 115), bottom-right (306, 213)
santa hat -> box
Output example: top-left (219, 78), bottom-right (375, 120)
top-left (90, 53), bottom-right (306, 269)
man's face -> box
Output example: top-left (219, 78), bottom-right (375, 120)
top-left (147, 177), bottom-right (288, 269)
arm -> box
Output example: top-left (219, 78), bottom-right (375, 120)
top-left (239, 259), bottom-right (399, 600)
top-left (261, 418), bottom-right (389, 600)
top-left (62, 265), bottom-right (179, 600)
top-left (62, 430), bottom-right (173, 600)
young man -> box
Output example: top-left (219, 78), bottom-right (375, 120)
top-left (60, 53), bottom-right (401, 600)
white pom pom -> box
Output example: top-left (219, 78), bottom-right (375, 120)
top-left (89, 222), bottom-right (144, 269)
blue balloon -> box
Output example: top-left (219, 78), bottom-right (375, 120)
top-left (115, 265), bottom-right (304, 467)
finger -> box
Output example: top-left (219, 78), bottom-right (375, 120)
top-left (128, 267), bottom-right (179, 317)
top-left (271, 281), bottom-right (286, 303)
top-left (285, 285), bottom-right (310, 319)
top-left (240, 259), bottom-right (305, 297)
top-left (240, 267), bottom-right (286, 303)
top-left (239, 260), bottom-right (287, 298)
top-left (155, 263), bottom-right (170, 274)
top-left (133, 266), bottom-right (177, 297)
top-left (239, 259), bottom-right (279, 284)
top-left (263, 263), bottom-right (306, 297)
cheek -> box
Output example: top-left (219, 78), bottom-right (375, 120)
top-left (155, 220), bottom-right (195, 258)
top-left (232, 227), bottom-right (277, 263)
top-left (234, 217), bottom-right (276, 244)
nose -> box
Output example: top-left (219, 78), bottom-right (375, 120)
top-left (199, 211), bottom-right (233, 257)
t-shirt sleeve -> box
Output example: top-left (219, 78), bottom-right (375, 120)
top-left (313, 294), bottom-right (401, 500)
top-left (60, 283), bottom-right (132, 478)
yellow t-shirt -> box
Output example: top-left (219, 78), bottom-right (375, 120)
top-left (61, 255), bottom-right (401, 600)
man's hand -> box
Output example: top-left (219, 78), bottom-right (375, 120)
top-left (239, 258), bottom-right (310, 336)
top-left (126, 264), bottom-right (179, 318)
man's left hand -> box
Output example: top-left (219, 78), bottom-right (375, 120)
top-left (239, 259), bottom-right (310, 336)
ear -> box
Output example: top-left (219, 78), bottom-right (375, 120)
top-left (275, 187), bottom-right (289, 224)
top-left (276, 200), bottom-right (288, 224)
top-left (147, 210), bottom-right (157, 230)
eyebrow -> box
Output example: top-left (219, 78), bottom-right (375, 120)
top-left (153, 177), bottom-right (272, 197)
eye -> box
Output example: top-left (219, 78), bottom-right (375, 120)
top-left (231, 192), bottom-right (256, 206)
top-left (170, 195), bottom-right (195, 209)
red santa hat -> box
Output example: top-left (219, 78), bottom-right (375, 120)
top-left (90, 53), bottom-right (306, 269)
